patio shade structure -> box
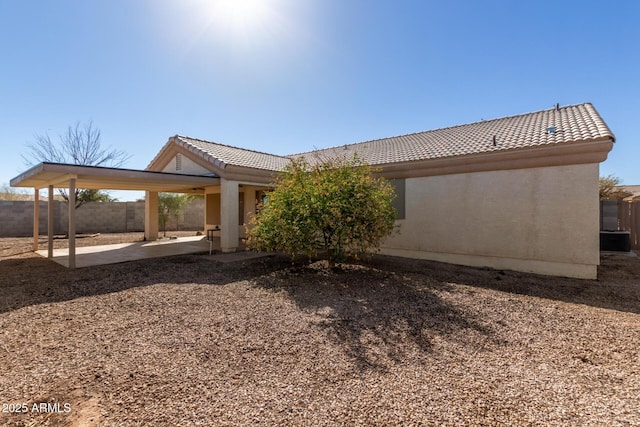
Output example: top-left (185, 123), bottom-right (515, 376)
top-left (10, 162), bottom-right (219, 268)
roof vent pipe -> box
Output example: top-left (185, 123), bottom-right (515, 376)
top-left (492, 135), bottom-right (497, 146)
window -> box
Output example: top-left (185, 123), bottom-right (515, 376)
top-left (389, 179), bottom-right (406, 220)
top-left (175, 154), bottom-right (182, 171)
top-left (255, 190), bottom-right (269, 215)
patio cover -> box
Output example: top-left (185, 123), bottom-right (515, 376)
top-left (11, 162), bottom-right (218, 192)
top-left (10, 162), bottom-right (220, 268)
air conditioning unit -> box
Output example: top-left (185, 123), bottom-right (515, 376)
top-left (600, 231), bottom-right (631, 252)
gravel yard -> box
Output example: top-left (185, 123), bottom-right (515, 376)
top-left (1, 234), bottom-right (639, 426)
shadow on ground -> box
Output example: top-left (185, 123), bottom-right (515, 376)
top-left (0, 254), bottom-right (291, 314)
top-left (247, 253), bottom-right (640, 368)
top-left (362, 253), bottom-right (640, 314)
top-left (251, 261), bottom-right (496, 370)
top-left (2, 250), bottom-right (638, 317)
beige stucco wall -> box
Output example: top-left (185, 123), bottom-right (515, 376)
top-left (205, 193), bottom-right (221, 228)
top-left (380, 163), bottom-right (600, 279)
top-left (162, 154), bottom-right (212, 175)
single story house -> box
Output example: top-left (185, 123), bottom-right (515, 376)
top-left (11, 103), bottom-right (614, 278)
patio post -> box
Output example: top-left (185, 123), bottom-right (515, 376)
top-left (220, 179), bottom-right (239, 252)
top-left (243, 187), bottom-right (256, 225)
top-left (33, 188), bottom-right (39, 251)
top-left (47, 185), bottom-right (54, 258)
top-left (242, 186), bottom-right (257, 239)
top-left (145, 191), bottom-right (159, 241)
top-left (68, 178), bottom-right (76, 269)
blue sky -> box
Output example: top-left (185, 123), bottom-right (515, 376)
top-left (1, 0), bottom-right (638, 201)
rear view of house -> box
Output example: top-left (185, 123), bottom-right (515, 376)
top-left (148, 103), bottom-right (614, 279)
top-left (12, 103), bottom-right (614, 278)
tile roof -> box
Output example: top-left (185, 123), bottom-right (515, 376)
top-left (170, 103), bottom-right (614, 172)
top-left (291, 103), bottom-right (615, 166)
top-left (173, 135), bottom-right (291, 171)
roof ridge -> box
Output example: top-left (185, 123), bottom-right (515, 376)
top-left (176, 134), bottom-right (290, 159)
top-left (288, 102), bottom-right (594, 156)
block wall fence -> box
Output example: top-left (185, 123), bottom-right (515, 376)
top-left (0, 199), bottom-right (204, 237)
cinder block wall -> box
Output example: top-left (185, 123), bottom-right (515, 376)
top-left (160, 199), bottom-right (204, 232)
top-left (0, 201), bottom-right (27, 236)
top-left (0, 201), bottom-right (58, 237)
top-left (0, 199), bottom-right (204, 237)
top-left (181, 198), bottom-right (204, 230)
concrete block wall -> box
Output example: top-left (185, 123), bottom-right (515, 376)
top-left (182, 198), bottom-right (204, 230)
top-left (0, 199), bottom-right (204, 237)
top-left (161, 199), bottom-right (204, 232)
top-left (0, 201), bottom-right (64, 237)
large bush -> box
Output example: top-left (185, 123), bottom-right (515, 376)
top-left (246, 156), bottom-right (397, 265)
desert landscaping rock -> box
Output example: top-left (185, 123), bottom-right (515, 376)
top-left (0, 233), bottom-right (639, 426)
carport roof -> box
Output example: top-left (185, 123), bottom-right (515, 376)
top-left (10, 162), bottom-right (219, 192)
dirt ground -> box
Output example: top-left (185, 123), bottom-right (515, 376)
top-left (0, 234), bottom-right (639, 426)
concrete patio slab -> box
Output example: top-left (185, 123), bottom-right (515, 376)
top-left (36, 236), bottom-right (214, 268)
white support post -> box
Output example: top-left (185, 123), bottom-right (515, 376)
top-left (33, 188), bottom-right (39, 251)
top-left (48, 185), bottom-right (54, 258)
top-left (220, 179), bottom-right (239, 252)
top-left (68, 178), bottom-right (76, 269)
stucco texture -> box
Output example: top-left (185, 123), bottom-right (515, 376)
top-left (162, 154), bottom-right (212, 175)
top-left (380, 164), bottom-right (600, 279)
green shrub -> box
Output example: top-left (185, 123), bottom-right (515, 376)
top-left (247, 156), bottom-right (397, 265)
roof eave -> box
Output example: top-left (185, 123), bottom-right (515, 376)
top-left (10, 163), bottom-right (46, 188)
top-left (174, 135), bottom-right (228, 170)
top-left (222, 164), bottom-right (281, 184)
top-left (10, 162), bottom-right (220, 192)
top-left (146, 136), bottom-right (224, 174)
top-left (374, 138), bottom-right (614, 179)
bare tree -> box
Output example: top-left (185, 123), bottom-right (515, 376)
top-left (23, 121), bottom-right (131, 208)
